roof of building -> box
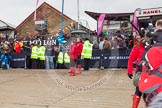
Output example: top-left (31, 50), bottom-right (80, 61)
top-left (16, 2), bottom-right (74, 31)
top-left (85, 11), bottom-right (133, 21)
top-left (0, 20), bottom-right (15, 31)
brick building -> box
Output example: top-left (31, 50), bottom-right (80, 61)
top-left (16, 2), bottom-right (74, 39)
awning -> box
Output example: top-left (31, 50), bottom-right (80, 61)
top-left (0, 20), bottom-right (15, 31)
top-left (85, 11), bottom-right (133, 21)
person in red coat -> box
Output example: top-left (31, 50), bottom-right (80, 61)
top-left (14, 41), bottom-right (23, 53)
top-left (138, 19), bottom-right (162, 107)
top-left (76, 38), bottom-right (83, 74)
top-left (127, 34), bottom-right (145, 108)
top-left (69, 39), bottom-right (78, 76)
top-left (138, 44), bottom-right (162, 107)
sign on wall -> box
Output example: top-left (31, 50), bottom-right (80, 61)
top-left (136, 7), bottom-right (162, 17)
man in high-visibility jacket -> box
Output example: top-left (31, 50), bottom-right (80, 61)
top-left (81, 38), bottom-right (93, 70)
top-left (31, 44), bottom-right (38, 69)
top-left (38, 44), bottom-right (46, 69)
top-left (57, 51), bottom-right (64, 69)
top-left (64, 51), bottom-right (70, 69)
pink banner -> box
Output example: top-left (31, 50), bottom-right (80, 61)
top-left (34, 0), bottom-right (39, 21)
top-left (97, 13), bottom-right (106, 36)
top-left (132, 8), bottom-right (140, 32)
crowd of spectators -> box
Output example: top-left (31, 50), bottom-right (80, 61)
top-left (92, 34), bottom-right (133, 50)
top-left (0, 31), bottom-right (135, 70)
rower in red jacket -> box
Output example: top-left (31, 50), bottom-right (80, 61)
top-left (139, 19), bottom-right (162, 107)
top-left (127, 34), bottom-right (145, 108)
top-left (69, 39), bottom-right (78, 76)
top-left (76, 38), bottom-right (83, 74)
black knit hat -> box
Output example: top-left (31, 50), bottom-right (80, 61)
top-left (152, 29), bottom-right (162, 43)
top-left (155, 34), bottom-right (162, 43)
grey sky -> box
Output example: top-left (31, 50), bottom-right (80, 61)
top-left (0, 0), bottom-right (162, 30)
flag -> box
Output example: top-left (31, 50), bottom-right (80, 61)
top-left (132, 8), bottom-right (140, 32)
top-left (34, 0), bottom-right (39, 21)
top-left (97, 13), bottom-right (106, 36)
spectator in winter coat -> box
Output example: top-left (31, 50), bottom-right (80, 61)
top-left (23, 42), bottom-right (31, 69)
top-left (116, 35), bottom-right (126, 48)
top-left (92, 40), bottom-right (99, 49)
top-left (45, 42), bottom-right (54, 69)
top-left (103, 37), bottom-right (111, 49)
top-left (14, 40), bottom-right (23, 53)
top-left (54, 46), bottom-right (59, 69)
top-left (0, 51), bottom-right (12, 69)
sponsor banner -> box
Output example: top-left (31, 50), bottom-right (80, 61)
top-left (0, 48), bottom-right (131, 68)
top-left (89, 48), bottom-right (131, 68)
top-left (136, 7), bottom-right (162, 17)
top-left (10, 53), bottom-right (26, 68)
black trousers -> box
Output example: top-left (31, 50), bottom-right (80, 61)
top-left (64, 63), bottom-right (70, 69)
top-left (83, 58), bottom-right (91, 70)
top-left (26, 56), bottom-right (31, 69)
top-left (57, 63), bottom-right (64, 69)
top-left (31, 59), bottom-right (38, 69)
top-left (76, 55), bottom-right (81, 65)
top-left (38, 60), bottom-right (45, 69)
top-left (135, 87), bottom-right (142, 96)
top-left (99, 53), bottom-right (104, 68)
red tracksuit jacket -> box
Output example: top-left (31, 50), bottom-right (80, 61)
top-left (69, 43), bottom-right (78, 60)
top-left (127, 42), bottom-right (145, 75)
top-left (138, 45), bottom-right (162, 94)
top-left (76, 41), bottom-right (83, 56)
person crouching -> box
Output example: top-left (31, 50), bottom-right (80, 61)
top-left (0, 51), bottom-right (12, 70)
top-left (69, 39), bottom-right (78, 76)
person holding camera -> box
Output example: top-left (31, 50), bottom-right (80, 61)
top-left (127, 33), bottom-right (145, 108)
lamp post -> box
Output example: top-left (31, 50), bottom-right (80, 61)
top-left (60, 0), bottom-right (64, 37)
top-left (77, 0), bottom-right (80, 29)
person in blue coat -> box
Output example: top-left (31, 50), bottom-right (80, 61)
top-left (0, 52), bottom-right (12, 69)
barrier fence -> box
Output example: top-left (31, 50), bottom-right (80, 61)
top-left (90, 48), bottom-right (130, 68)
top-left (0, 48), bottom-right (131, 68)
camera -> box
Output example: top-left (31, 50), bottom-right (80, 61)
top-left (133, 61), bottom-right (142, 72)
